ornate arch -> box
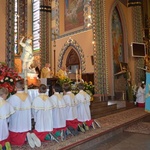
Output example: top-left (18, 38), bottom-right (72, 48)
top-left (57, 38), bottom-right (86, 72)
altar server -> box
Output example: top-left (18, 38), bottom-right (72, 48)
top-left (62, 83), bottom-right (84, 135)
top-left (8, 79), bottom-right (41, 148)
top-left (136, 81), bottom-right (146, 107)
top-left (0, 87), bottom-right (15, 149)
top-left (75, 83), bottom-right (101, 130)
top-left (32, 84), bottom-right (57, 142)
top-left (49, 83), bottom-right (67, 141)
top-left (75, 83), bottom-right (93, 128)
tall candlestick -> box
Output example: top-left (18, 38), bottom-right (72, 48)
top-left (122, 92), bottom-right (125, 100)
top-left (54, 49), bottom-right (56, 76)
top-left (79, 69), bottom-right (82, 81)
top-left (24, 62), bottom-right (28, 93)
top-left (76, 69), bottom-right (78, 83)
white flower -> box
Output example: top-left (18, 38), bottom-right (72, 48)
top-left (10, 79), bottom-right (13, 82)
top-left (5, 77), bottom-right (8, 80)
top-left (0, 80), bottom-right (4, 82)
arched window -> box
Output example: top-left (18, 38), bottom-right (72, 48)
top-left (14, 0), bottom-right (40, 53)
top-left (33, 0), bottom-right (40, 51)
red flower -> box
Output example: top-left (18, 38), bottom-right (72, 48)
top-left (0, 64), bottom-right (23, 95)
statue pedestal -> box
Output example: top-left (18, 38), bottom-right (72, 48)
top-left (19, 72), bottom-right (39, 87)
top-left (27, 73), bottom-right (39, 86)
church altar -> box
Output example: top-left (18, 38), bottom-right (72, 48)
top-left (27, 78), bottom-right (58, 98)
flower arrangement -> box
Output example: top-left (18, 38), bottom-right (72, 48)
top-left (0, 63), bottom-right (22, 95)
top-left (57, 76), bottom-right (73, 86)
top-left (57, 75), bottom-right (94, 98)
top-left (56, 68), bottom-right (95, 98)
top-left (83, 81), bottom-right (95, 97)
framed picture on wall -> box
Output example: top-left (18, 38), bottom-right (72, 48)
top-left (131, 42), bottom-right (146, 57)
top-left (64, 0), bottom-right (84, 32)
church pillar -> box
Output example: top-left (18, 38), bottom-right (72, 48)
top-left (6, 0), bottom-right (28, 68)
top-left (40, 0), bottom-right (52, 68)
top-left (92, 0), bottom-right (109, 95)
top-left (132, 6), bottom-right (145, 83)
top-left (6, 0), bottom-right (15, 68)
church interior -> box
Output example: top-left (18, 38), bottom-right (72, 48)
top-left (1, 0), bottom-right (150, 149)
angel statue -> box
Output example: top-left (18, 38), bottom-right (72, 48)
top-left (19, 36), bottom-right (33, 74)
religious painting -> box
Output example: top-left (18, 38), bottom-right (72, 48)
top-left (112, 7), bottom-right (124, 74)
top-left (64, 0), bottom-right (84, 32)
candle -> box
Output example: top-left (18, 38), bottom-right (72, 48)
top-left (24, 62), bottom-right (28, 93)
top-left (79, 69), bottom-right (82, 81)
top-left (122, 92), bottom-right (125, 100)
top-left (76, 69), bottom-right (78, 83)
top-left (76, 69), bottom-right (78, 74)
top-left (24, 70), bottom-right (28, 93)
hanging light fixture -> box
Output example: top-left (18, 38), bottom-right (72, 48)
top-left (128, 0), bottom-right (142, 7)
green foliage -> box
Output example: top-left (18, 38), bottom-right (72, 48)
top-left (57, 76), bottom-right (95, 96)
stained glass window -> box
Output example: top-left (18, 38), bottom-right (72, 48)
top-left (33, 0), bottom-right (40, 51)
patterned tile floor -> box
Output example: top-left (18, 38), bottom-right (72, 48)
top-left (11, 107), bottom-right (149, 150)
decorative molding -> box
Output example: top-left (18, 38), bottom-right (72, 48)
top-left (57, 37), bottom-right (86, 72)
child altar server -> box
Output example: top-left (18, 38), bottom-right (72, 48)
top-left (62, 83), bottom-right (85, 135)
top-left (75, 83), bottom-right (100, 129)
top-left (49, 83), bottom-right (67, 141)
top-left (0, 87), bottom-right (15, 150)
top-left (32, 84), bottom-right (58, 142)
top-left (8, 79), bottom-right (41, 148)
top-left (75, 83), bottom-right (93, 130)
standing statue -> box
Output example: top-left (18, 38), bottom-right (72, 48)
top-left (19, 36), bottom-right (33, 73)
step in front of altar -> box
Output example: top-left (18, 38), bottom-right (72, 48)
top-left (90, 94), bottom-right (117, 119)
top-left (90, 100), bottom-right (135, 119)
top-left (56, 108), bottom-right (150, 150)
top-left (90, 103), bottom-right (117, 119)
